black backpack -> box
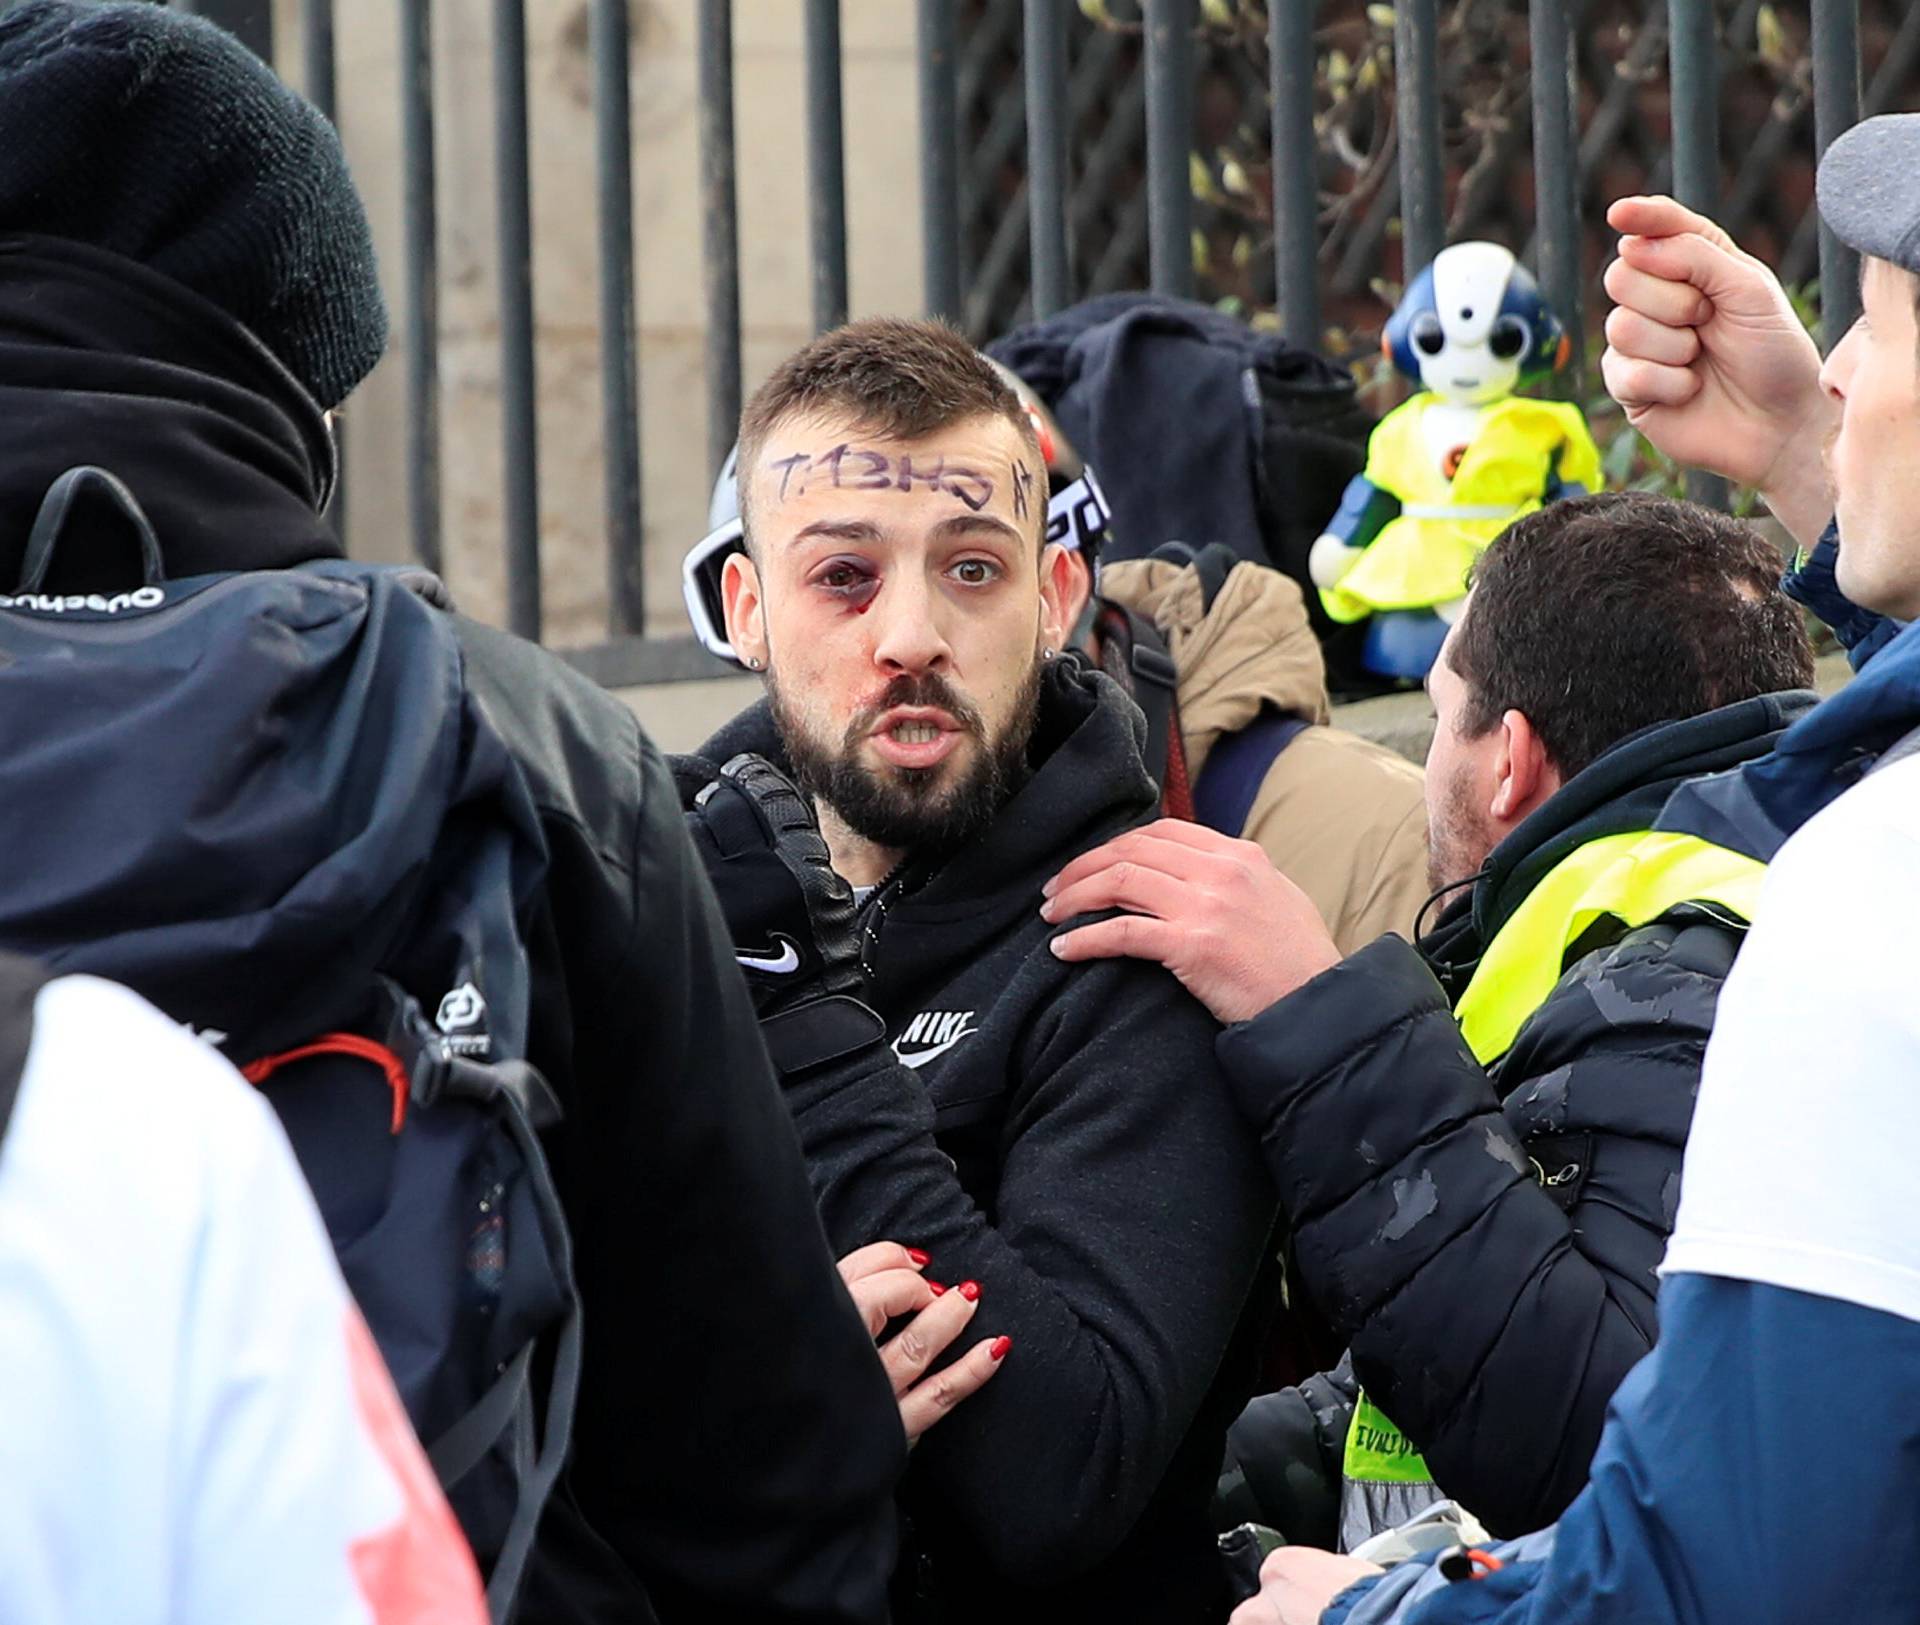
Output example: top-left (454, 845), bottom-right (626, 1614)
top-left (1090, 545), bottom-right (1311, 830)
top-left (987, 293), bottom-right (1371, 606)
top-left (0, 467), bottom-right (579, 1623)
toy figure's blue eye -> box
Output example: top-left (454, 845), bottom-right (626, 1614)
top-left (1412, 313), bottom-right (1445, 356)
top-left (1490, 315), bottom-right (1530, 360)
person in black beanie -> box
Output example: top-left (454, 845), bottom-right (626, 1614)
top-left (0, 6), bottom-right (904, 1624)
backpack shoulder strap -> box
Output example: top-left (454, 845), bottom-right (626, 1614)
top-left (1092, 598), bottom-right (1196, 819)
top-left (1192, 708), bottom-right (1310, 835)
top-left (0, 953), bottom-right (51, 1148)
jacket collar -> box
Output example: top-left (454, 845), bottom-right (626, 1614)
top-left (1660, 618), bottom-right (1920, 859)
top-left (1424, 690), bottom-right (1816, 986)
top-left (0, 235), bottom-right (339, 593)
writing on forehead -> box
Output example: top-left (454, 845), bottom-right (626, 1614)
top-left (1011, 459), bottom-right (1034, 522)
top-left (766, 445), bottom-right (996, 513)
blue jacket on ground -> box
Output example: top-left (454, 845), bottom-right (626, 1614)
top-left (1319, 571), bottom-right (1920, 1625)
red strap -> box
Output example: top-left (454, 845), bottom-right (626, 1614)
top-left (1160, 697), bottom-right (1197, 822)
top-left (242, 1032), bottom-right (409, 1134)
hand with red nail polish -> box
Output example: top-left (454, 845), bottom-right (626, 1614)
top-left (835, 1246), bottom-right (1008, 1444)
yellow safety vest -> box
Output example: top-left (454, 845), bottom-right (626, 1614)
top-left (1344, 828), bottom-right (1768, 1510)
top-left (1321, 393), bottom-right (1604, 623)
top-left (1453, 829), bottom-right (1768, 1065)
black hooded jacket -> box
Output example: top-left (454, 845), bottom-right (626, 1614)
top-left (1217, 691), bottom-right (1814, 1542)
top-left (697, 661), bottom-right (1280, 1623)
top-left (0, 237), bottom-right (903, 1625)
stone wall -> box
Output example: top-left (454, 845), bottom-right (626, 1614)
top-left (273, 0), bottom-right (929, 649)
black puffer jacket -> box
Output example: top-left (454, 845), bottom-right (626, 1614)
top-left (1217, 692), bottom-right (1814, 1542)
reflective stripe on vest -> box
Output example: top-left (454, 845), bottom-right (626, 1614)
top-left (1343, 1392), bottom-right (1435, 1486)
top-left (1338, 829), bottom-right (1768, 1537)
top-left (1454, 829), bottom-right (1768, 1066)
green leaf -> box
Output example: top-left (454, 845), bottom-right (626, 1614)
top-left (1189, 151), bottom-right (1218, 202)
top-left (1366, 4), bottom-right (1396, 29)
top-left (1077, 0), bottom-right (1114, 24)
top-left (1756, 4), bottom-right (1789, 71)
top-left (1200, 0), bottom-right (1236, 26)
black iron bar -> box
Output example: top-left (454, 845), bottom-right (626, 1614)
top-left (399, 0), bottom-right (441, 574)
top-left (697, 0), bottom-right (742, 479)
top-left (591, 0), bottom-right (645, 635)
top-left (1812, 0), bottom-right (1862, 349)
top-left (1668, 0), bottom-right (1727, 509)
top-left (1530, 0), bottom-right (1582, 394)
top-left (1025, 0), bottom-right (1072, 318)
top-left (1144, 0), bottom-right (1195, 299)
top-left (303, 0), bottom-right (336, 120)
top-left (1270, 0), bottom-right (1320, 343)
top-left (1394, 0), bottom-right (1443, 280)
top-left (494, 0), bottom-right (542, 641)
top-left (304, 0), bottom-right (346, 545)
top-left (805, 0), bottom-right (850, 333)
top-left (918, 0), bottom-right (962, 319)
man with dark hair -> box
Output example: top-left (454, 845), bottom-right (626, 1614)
top-left (1443, 491), bottom-right (1814, 784)
top-left (675, 316), bottom-right (1279, 1621)
top-left (0, 7), bottom-right (903, 1622)
top-left (1045, 490), bottom-right (1814, 1550)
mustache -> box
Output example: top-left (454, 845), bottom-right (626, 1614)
top-left (845, 673), bottom-right (986, 748)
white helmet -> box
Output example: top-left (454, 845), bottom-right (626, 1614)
top-left (681, 445), bottom-right (744, 663)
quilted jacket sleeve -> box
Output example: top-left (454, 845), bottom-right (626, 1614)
top-left (1216, 920), bottom-right (1733, 1537)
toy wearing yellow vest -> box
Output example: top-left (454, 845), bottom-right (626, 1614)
top-left (1311, 243), bottom-right (1602, 666)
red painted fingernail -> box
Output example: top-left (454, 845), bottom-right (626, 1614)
top-left (959, 1280), bottom-right (981, 1302)
top-left (990, 1336), bottom-right (1012, 1361)
top-left (927, 1281), bottom-right (947, 1296)
top-left (906, 1248), bottom-right (931, 1267)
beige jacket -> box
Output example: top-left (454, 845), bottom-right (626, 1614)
top-left (1099, 557), bottom-right (1430, 954)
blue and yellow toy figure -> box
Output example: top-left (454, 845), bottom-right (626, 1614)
top-left (1309, 241), bottom-right (1603, 678)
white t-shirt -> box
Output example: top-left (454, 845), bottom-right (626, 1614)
top-left (1662, 751), bottom-right (1920, 1325)
top-left (0, 975), bottom-right (487, 1625)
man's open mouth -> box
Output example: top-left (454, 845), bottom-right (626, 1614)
top-left (869, 707), bottom-right (965, 768)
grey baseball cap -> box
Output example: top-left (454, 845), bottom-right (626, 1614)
top-left (1818, 114), bottom-right (1920, 276)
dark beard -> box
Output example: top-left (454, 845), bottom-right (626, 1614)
top-left (770, 661), bottom-right (1043, 856)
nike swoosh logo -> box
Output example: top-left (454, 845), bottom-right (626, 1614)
top-left (737, 936), bottom-right (801, 975)
top-left (893, 1029), bottom-right (977, 1069)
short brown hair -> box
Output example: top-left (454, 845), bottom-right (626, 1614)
top-left (736, 317), bottom-right (1041, 547)
top-left (1448, 492), bottom-right (1815, 779)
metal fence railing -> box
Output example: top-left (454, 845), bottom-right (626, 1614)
top-left (126, 2), bottom-right (1905, 687)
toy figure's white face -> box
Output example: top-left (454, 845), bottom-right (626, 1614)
top-left (1410, 242), bottom-right (1531, 408)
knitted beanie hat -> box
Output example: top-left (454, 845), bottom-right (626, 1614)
top-left (0, 0), bottom-right (388, 409)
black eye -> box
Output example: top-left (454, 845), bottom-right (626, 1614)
top-left (1489, 314), bottom-right (1530, 360)
top-left (1412, 313), bottom-right (1445, 356)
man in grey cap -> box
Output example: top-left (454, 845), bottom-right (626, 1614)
top-left (1228, 115), bottom-right (1920, 1625)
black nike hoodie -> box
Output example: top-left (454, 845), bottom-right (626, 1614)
top-left (698, 658), bottom-right (1280, 1623)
